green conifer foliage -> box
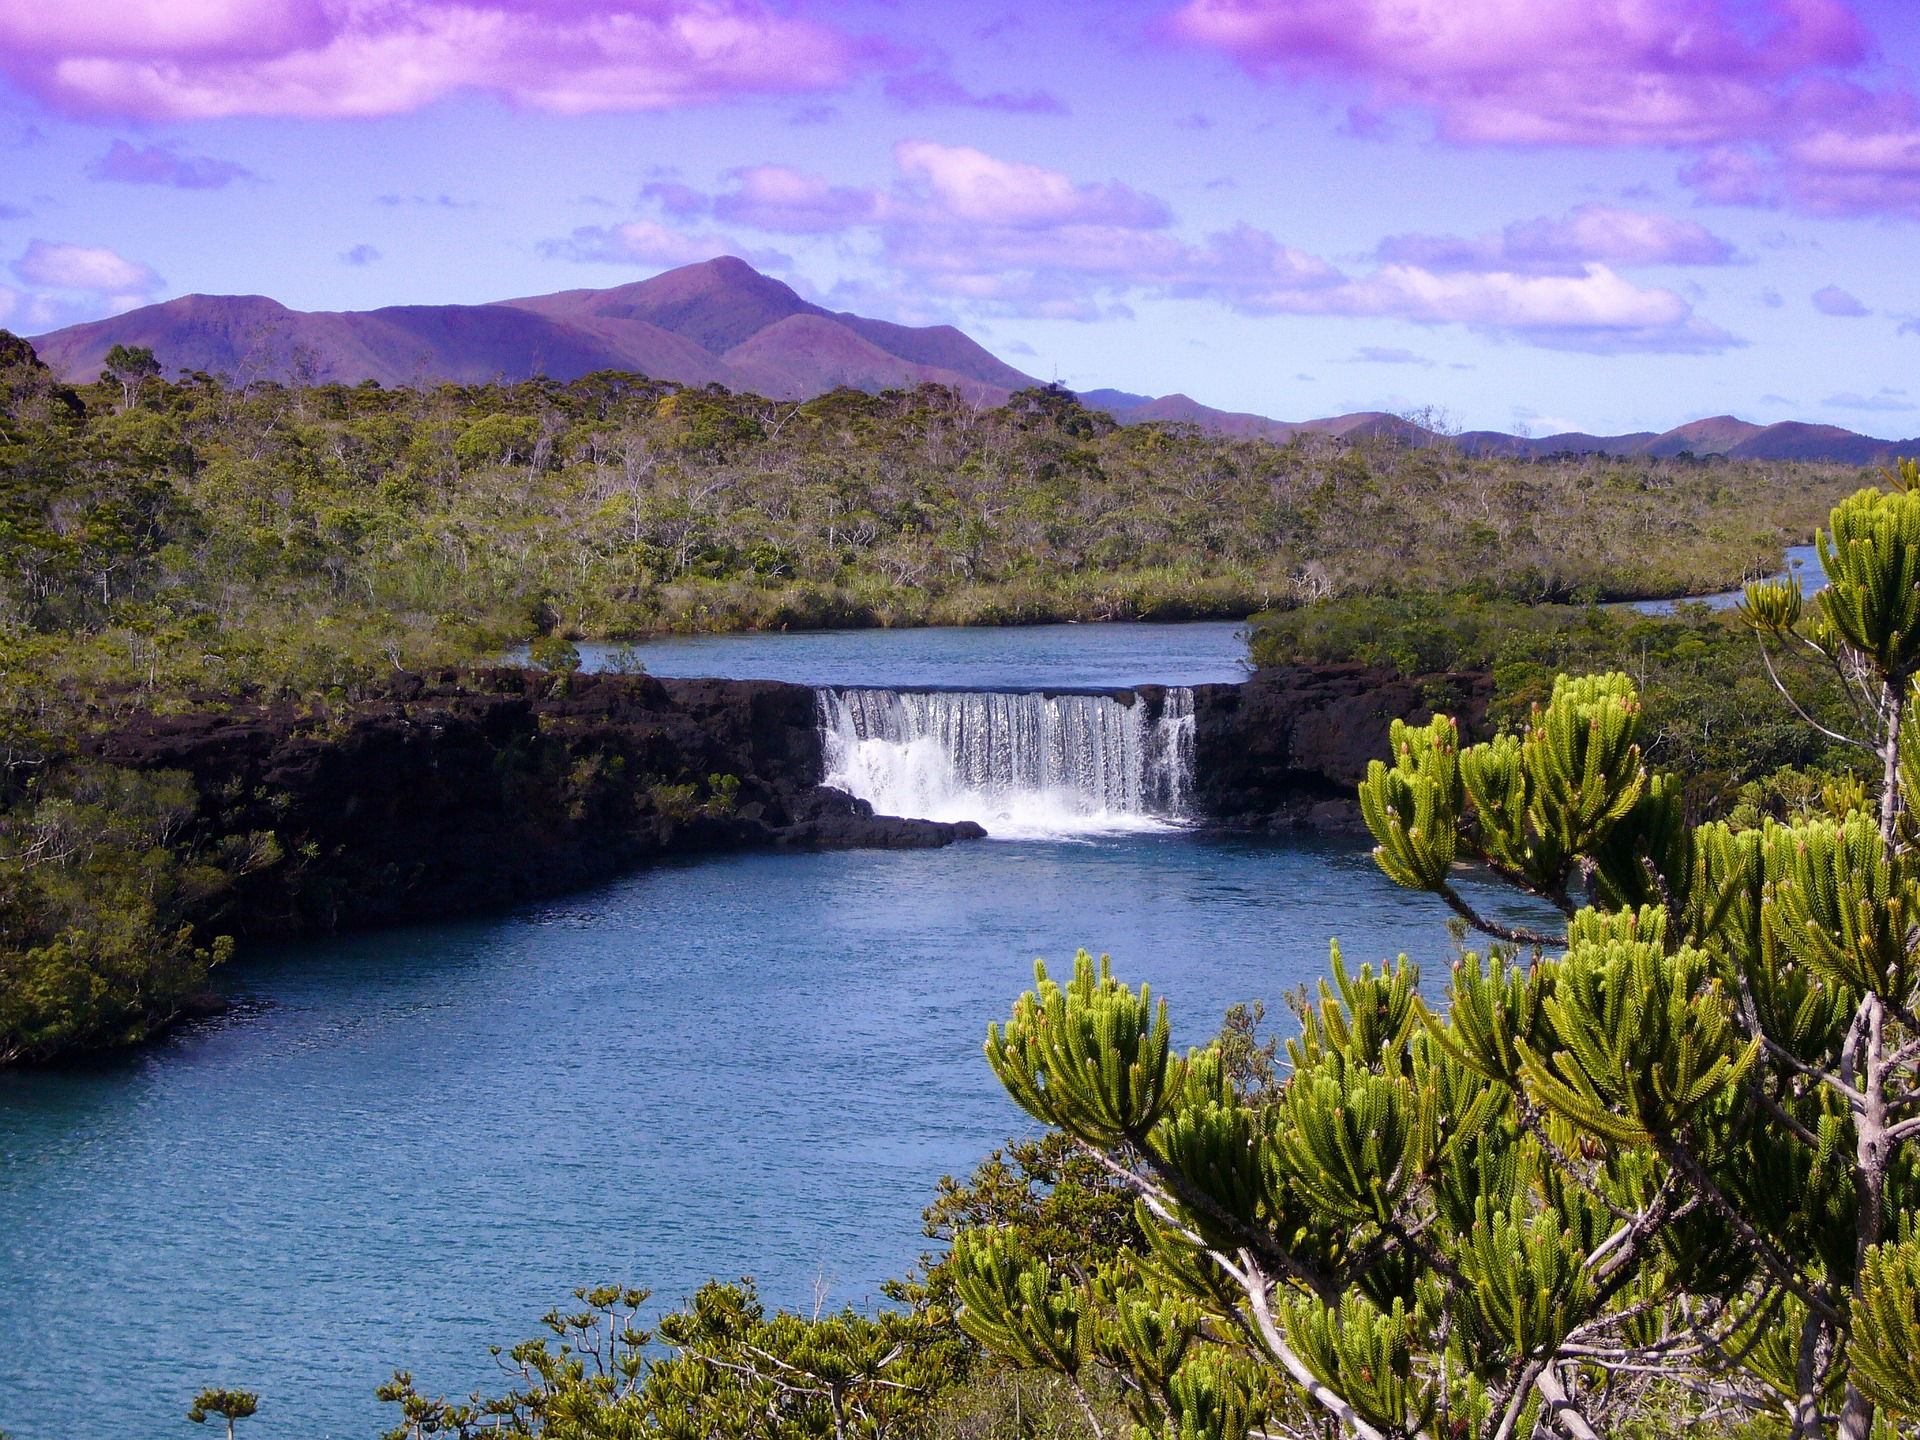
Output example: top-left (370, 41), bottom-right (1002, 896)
top-left (1851, 1240), bottom-right (1920, 1419)
top-left (960, 475), bottom-right (1920, 1438)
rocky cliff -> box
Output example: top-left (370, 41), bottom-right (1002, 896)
top-left (92, 668), bottom-right (981, 938)
top-left (1190, 663), bottom-right (1492, 829)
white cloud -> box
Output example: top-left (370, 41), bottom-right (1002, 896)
top-left (541, 218), bottom-right (786, 271)
top-left (591, 144), bottom-right (1737, 351)
top-left (12, 238), bottom-right (161, 293)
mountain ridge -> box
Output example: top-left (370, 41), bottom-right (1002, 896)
top-left (24, 256), bottom-right (1919, 464)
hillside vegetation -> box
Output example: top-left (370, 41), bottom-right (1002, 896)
top-left (0, 333), bottom-right (1863, 705)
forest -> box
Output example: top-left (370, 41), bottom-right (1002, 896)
top-left (0, 331), bottom-right (1860, 708)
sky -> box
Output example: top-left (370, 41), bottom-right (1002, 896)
top-left (2, 0), bottom-right (1919, 437)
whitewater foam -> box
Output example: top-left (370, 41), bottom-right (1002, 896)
top-left (817, 687), bottom-right (1195, 841)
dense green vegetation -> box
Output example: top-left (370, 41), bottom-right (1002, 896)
top-left (8, 328), bottom-right (1915, 1435)
top-left (1247, 594), bottom-right (1863, 816)
top-left (0, 326), bottom-right (1866, 1065)
top-left (361, 483), bottom-right (1920, 1440)
top-left (0, 330), bottom-right (1860, 707)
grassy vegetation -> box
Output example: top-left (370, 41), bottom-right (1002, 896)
top-left (0, 333), bottom-right (1863, 706)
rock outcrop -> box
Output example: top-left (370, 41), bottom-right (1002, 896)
top-left (1189, 663), bottom-right (1492, 830)
top-left (92, 668), bottom-right (982, 938)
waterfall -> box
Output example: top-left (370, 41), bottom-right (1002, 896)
top-left (817, 687), bottom-right (1195, 839)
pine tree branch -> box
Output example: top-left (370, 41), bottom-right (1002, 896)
top-left (1513, 1092), bottom-right (1637, 1223)
top-left (1489, 1359), bottom-right (1547, 1440)
top-left (1435, 882), bottom-right (1562, 949)
top-left (1234, 1260), bottom-right (1394, 1440)
top-left (1533, 1364), bottom-right (1602, 1440)
top-left (1656, 1136), bottom-right (1844, 1326)
top-left (1753, 634), bottom-right (1876, 754)
top-left (1076, 1139), bottom-right (1339, 1305)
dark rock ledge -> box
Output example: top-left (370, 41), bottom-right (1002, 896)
top-left (90, 668), bottom-right (981, 941)
top-left (83, 662), bottom-right (1475, 946)
top-left (1187, 663), bottom-right (1493, 833)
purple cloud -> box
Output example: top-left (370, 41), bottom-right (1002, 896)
top-left (623, 143), bottom-right (1736, 351)
top-left (883, 70), bottom-right (1066, 115)
top-left (641, 181), bottom-right (711, 218)
top-left (1813, 283), bottom-right (1870, 315)
top-left (12, 238), bottom-right (161, 295)
top-left (1167, 0), bottom-right (1920, 219)
top-left (339, 243), bottom-right (381, 266)
top-left (711, 167), bottom-right (883, 232)
top-left (1169, 0), bottom-right (1866, 145)
top-left (1347, 347), bottom-right (1434, 365)
top-left (1377, 204), bottom-right (1737, 274)
top-left (0, 0), bottom-right (868, 120)
top-left (375, 193), bottom-right (479, 209)
top-left (542, 219), bottom-right (787, 272)
top-left (87, 139), bottom-right (256, 189)
top-left (1824, 389), bottom-right (1914, 411)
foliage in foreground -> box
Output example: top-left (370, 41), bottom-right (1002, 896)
top-left (377, 1281), bottom-right (962, 1440)
top-left (0, 763), bottom-right (257, 1064)
top-left (951, 478), bottom-right (1920, 1439)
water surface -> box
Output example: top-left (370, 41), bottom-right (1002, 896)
top-left (0, 619), bottom-right (1553, 1439)
top-left (0, 835), bottom-right (1550, 1440)
top-left (1622, 543), bottom-right (1823, 615)
top-left (571, 619), bottom-right (1251, 689)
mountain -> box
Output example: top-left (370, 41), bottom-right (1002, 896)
top-left (21, 256), bottom-right (1920, 463)
top-left (1452, 413), bottom-right (1919, 464)
top-left (27, 256), bottom-right (1039, 403)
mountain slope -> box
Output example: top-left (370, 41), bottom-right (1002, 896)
top-left (21, 256), bottom-right (1920, 462)
top-left (28, 256), bottom-right (1041, 400)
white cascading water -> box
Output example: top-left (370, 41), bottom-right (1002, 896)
top-left (817, 687), bottom-right (1195, 840)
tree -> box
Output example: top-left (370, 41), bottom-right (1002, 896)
top-left (102, 343), bottom-right (161, 412)
top-left (187, 1386), bottom-right (258, 1440)
top-left (954, 474), bottom-right (1920, 1438)
top-left (375, 1281), bottom-right (960, 1440)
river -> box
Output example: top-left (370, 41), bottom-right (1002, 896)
top-left (0, 623), bottom-right (1556, 1439)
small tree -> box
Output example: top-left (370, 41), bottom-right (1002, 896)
top-left (956, 473), bottom-right (1920, 1438)
top-left (186, 1387), bottom-right (257, 1440)
top-left (101, 343), bottom-right (160, 412)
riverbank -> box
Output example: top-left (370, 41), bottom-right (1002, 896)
top-left (95, 669), bottom-right (987, 939)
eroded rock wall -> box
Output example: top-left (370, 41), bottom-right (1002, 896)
top-left (1190, 663), bottom-right (1492, 830)
top-left (92, 668), bottom-right (980, 938)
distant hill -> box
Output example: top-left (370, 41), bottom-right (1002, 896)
top-left (24, 256), bottom-right (1920, 463)
top-left (27, 256), bottom-right (1038, 403)
top-left (1452, 413), bottom-right (1918, 464)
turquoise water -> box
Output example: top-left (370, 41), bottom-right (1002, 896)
top-left (570, 619), bottom-right (1252, 688)
top-left (0, 839), bottom-right (1551, 1440)
top-left (0, 622), bottom-right (1553, 1439)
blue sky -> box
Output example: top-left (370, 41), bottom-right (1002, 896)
top-left (3, 0), bottom-right (1919, 435)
